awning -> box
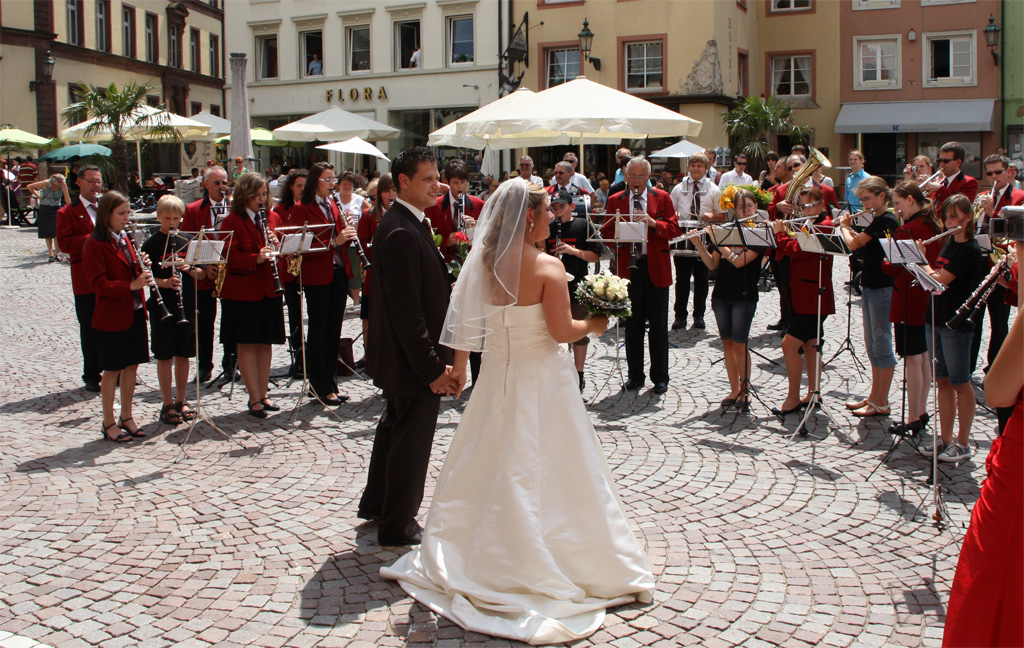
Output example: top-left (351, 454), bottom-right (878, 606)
top-left (834, 99), bottom-right (996, 134)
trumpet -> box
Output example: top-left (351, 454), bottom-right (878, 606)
top-left (918, 170), bottom-right (944, 187)
top-left (257, 207), bottom-right (286, 296)
top-left (946, 255), bottom-right (1013, 330)
top-left (126, 225), bottom-right (173, 321)
top-left (973, 188), bottom-right (992, 222)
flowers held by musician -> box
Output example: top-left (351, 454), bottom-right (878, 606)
top-left (576, 270), bottom-right (632, 320)
top-left (719, 184), bottom-right (772, 211)
top-left (447, 230), bottom-right (470, 278)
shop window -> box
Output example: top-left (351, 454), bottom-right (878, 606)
top-left (448, 16), bottom-right (474, 66)
top-left (855, 36), bottom-right (900, 89)
top-left (924, 32), bottom-right (975, 87)
top-left (395, 20), bottom-right (420, 70)
top-left (348, 26), bottom-right (370, 73)
top-left (302, 30), bottom-right (323, 77)
top-left (257, 34), bottom-right (279, 79)
top-left (546, 47), bottom-right (579, 89)
top-left (624, 40), bottom-right (663, 92)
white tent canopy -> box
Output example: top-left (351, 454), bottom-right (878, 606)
top-left (60, 104), bottom-right (212, 143)
top-left (316, 137), bottom-right (389, 160)
top-left (273, 107), bottom-right (400, 142)
top-left (649, 138), bottom-right (706, 159)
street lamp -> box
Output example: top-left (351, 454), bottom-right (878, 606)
top-left (29, 50), bottom-right (55, 92)
top-left (983, 14), bottom-right (1001, 65)
top-left (577, 19), bottom-right (601, 73)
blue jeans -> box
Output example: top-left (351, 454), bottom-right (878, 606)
top-left (925, 324), bottom-right (973, 385)
top-left (711, 297), bottom-right (757, 344)
top-left (860, 286), bottom-right (897, 369)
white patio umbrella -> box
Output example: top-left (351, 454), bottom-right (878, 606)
top-left (188, 111), bottom-right (233, 140)
top-left (316, 137), bottom-right (389, 160)
top-left (649, 138), bottom-right (706, 159)
top-left (272, 107), bottom-right (399, 143)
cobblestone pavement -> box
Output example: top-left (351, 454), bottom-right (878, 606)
top-left (0, 226), bottom-right (1008, 648)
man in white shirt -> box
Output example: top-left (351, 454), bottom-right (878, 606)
top-left (669, 152), bottom-right (723, 330)
top-left (703, 149), bottom-right (719, 185)
top-left (517, 156), bottom-right (544, 186)
top-left (717, 153), bottom-right (753, 188)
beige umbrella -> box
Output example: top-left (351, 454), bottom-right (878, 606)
top-left (273, 107), bottom-right (399, 142)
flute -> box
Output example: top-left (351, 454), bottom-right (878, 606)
top-left (921, 225), bottom-right (961, 246)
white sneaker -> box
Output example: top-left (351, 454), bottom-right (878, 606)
top-left (938, 442), bottom-right (972, 463)
top-left (917, 439), bottom-right (947, 457)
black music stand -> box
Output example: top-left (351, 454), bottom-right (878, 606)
top-left (825, 210), bottom-right (868, 373)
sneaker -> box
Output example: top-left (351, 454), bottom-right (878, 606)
top-left (938, 442), bottom-right (972, 463)
top-left (917, 439), bottom-right (948, 457)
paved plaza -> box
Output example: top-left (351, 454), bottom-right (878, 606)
top-left (0, 226), bottom-right (1006, 648)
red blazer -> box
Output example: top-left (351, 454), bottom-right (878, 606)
top-left (182, 197), bottom-right (228, 291)
top-left (932, 172), bottom-right (979, 209)
top-left (602, 187), bottom-right (681, 288)
top-left (773, 215), bottom-right (836, 316)
top-left (218, 211), bottom-right (281, 302)
top-left (271, 203), bottom-right (297, 283)
top-left (767, 180), bottom-right (839, 221)
top-left (357, 209), bottom-right (380, 296)
top-left (290, 199), bottom-right (353, 287)
top-left (82, 235), bottom-right (148, 332)
top-left (56, 200), bottom-right (96, 295)
top-left (990, 186), bottom-right (1024, 214)
top-left (425, 193), bottom-right (485, 262)
top-left (882, 215), bottom-right (945, 326)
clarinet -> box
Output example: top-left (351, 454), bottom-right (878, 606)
top-left (166, 229), bottom-right (190, 326)
top-left (553, 218), bottom-right (563, 258)
top-left (127, 226), bottom-right (173, 321)
top-left (946, 256), bottom-right (1012, 331)
top-left (257, 207), bottom-right (286, 295)
top-left (629, 189), bottom-right (642, 271)
top-left (331, 191), bottom-right (372, 271)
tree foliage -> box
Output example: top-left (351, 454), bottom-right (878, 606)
top-left (722, 95), bottom-right (812, 176)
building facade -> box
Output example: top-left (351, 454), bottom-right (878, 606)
top-left (1003, 0), bottom-right (1023, 162)
top-left (224, 0), bottom-right (503, 173)
top-left (836, 0), bottom-right (1002, 184)
top-left (1, 0), bottom-right (225, 174)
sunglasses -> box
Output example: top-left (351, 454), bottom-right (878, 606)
top-left (735, 161), bottom-right (747, 165)
top-left (788, 165), bottom-right (802, 171)
top-left (938, 157), bottom-right (956, 164)
top-left (985, 169), bottom-right (1005, 177)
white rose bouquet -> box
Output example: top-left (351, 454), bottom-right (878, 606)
top-left (575, 270), bottom-right (632, 320)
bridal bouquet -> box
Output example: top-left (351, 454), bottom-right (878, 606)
top-left (576, 271), bottom-right (632, 320)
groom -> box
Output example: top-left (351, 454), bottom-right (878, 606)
top-left (359, 147), bottom-right (458, 546)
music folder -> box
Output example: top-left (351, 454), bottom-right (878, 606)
top-left (795, 228), bottom-right (851, 256)
top-left (711, 223), bottom-right (776, 249)
top-left (879, 238), bottom-right (927, 265)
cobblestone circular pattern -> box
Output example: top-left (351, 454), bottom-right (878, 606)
top-left (0, 227), bottom-right (1003, 647)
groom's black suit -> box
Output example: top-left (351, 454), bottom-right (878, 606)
top-left (360, 199), bottom-right (453, 543)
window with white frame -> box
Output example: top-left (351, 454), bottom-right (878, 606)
top-left (348, 26), bottom-right (370, 73)
top-left (67, 0), bottom-right (83, 46)
top-left (853, 0), bottom-right (899, 9)
top-left (546, 47), bottom-right (579, 88)
top-left (168, 22), bottom-right (182, 67)
top-left (96, 1), bottom-right (110, 52)
top-left (395, 20), bottom-right (421, 70)
top-left (144, 13), bottom-right (158, 63)
top-left (448, 15), bottom-right (474, 65)
top-left (770, 0), bottom-right (811, 11)
top-left (925, 32), bottom-right (975, 86)
top-left (190, 28), bottom-right (201, 73)
top-left (770, 55), bottom-right (812, 97)
top-left (921, 0), bottom-right (974, 5)
top-left (625, 41), bottom-right (663, 92)
top-left (855, 36), bottom-right (899, 89)
top-left (256, 34), bottom-right (279, 79)
top-left (302, 30), bottom-right (323, 77)
top-left (122, 6), bottom-right (136, 58)
top-left (209, 34), bottom-right (220, 77)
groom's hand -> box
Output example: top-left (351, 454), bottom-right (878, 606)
top-left (429, 366), bottom-right (456, 395)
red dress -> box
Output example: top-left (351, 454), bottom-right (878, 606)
top-left (943, 394), bottom-right (1023, 647)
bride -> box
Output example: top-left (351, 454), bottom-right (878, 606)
top-left (381, 179), bottom-right (655, 645)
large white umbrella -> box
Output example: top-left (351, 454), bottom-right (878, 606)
top-left (273, 107), bottom-right (399, 143)
top-left (649, 138), bottom-right (706, 159)
top-left (188, 111), bottom-right (233, 140)
top-left (61, 104), bottom-right (212, 143)
top-left (316, 137), bottom-right (389, 160)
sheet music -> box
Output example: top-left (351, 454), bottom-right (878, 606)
top-left (976, 234), bottom-right (992, 253)
top-left (854, 212), bottom-right (876, 228)
top-left (905, 264), bottom-right (946, 294)
top-left (879, 238), bottom-right (927, 265)
top-left (278, 233), bottom-right (315, 254)
top-left (795, 231), bottom-right (825, 254)
top-left (185, 239), bottom-right (226, 264)
top-left (616, 221), bottom-right (647, 243)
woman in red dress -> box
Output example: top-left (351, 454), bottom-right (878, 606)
top-left (82, 191), bottom-right (151, 441)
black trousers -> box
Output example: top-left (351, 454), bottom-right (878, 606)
top-left (73, 293), bottom-right (102, 384)
top-left (359, 392), bottom-right (441, 539)
top-left (771, 256), bottom-right (794, 325)
top-left (182, 285), bottom-right (217, 373)
top-left (303, 267), bottom-right (349, 397)
top-left (673, 254), bottom-right (708, 320)
top-left (470, 351), bottom-right (482, 384)
top-left (626, 258), bottom-right (670, 385)
top-left (970, 284), bottom-right (1010, 373)
top-left (284, 281), bottom-right (303, 354)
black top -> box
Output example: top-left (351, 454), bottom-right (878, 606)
top-left (142, 230), bottom-right (191, 302)
top-left (927, 238), bottom-right (985, 328)
top-left (709, 243), bottom-right (764, 303)
top-left (544, 216), bottom-right (606, 298)
top-left (760, 177), bottom-right (781, 191)
top-left (859, 211), bottom-right (900, 289)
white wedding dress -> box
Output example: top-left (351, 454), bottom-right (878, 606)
top-left (382, 304), bottom-right (655, 645)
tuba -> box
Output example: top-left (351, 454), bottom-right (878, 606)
top-left (784, 146), bottom-right (832, 217)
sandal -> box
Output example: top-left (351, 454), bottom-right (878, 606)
top-left (175, 401), bottom-right (195, 421)
top-left (160, 404), bottom-right (183, 425)
top-left (247, 400), bottom-right (268, 419)
top-left (260, 397), bottom-right (281, 412)
top-left (853, 402), bottom-right (891, 417)
top-left (118, 416), bottom-right (146, 438)
top-left (845, 398), bottom-right (870, 410)
top-left (102, 422), bottom-right (131, 443)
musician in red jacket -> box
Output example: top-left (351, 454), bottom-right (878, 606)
top-left (922, 141), bottom-right (979, 209)
top-left (82, 191), bottom-right (151, 442)
top-left (55, 165), bottom-right (105, 392)
top-left (291, 162), bottom-right (357, 406)
top-left (425, 159), bottom-right (484, 262)
top-left (218, 172), bottom-right (286, 418)
top-left (602, 156), bottom-right (681, 394)
top-left (883, 182), bottom-right (945, 435)
top-left (769, 187), bottom-right (835, 417)
top-left (272, 168), bottom-right (308, 377)
top-left (181, 166), bottom-right (231, 383)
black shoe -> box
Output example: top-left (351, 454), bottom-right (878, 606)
top-left (84, 381), bottom-right (101, 393)
top-left (260, 398), bottom-right (281, 412)
top-left (323, 396), bottom-right (344, 406)
top-left (198, 369), bottom-right (212, 383)
top-left (246, 401), bottom-right (268, 418)
top-left (771, 403), bottom-right (806, 418)
top-left (736, 399), bottom-right (751, 413)
top-left (622, 378), bottom-right (643, 391)
top-left (720, 397), bottom-right (737, 408)
top-left (671, 318), bottom-right (687, 330)
top-left (653, 382), bottom-right (669, 394)
top-left (578, 371), bottom-right (585, 392)
top-left (356, 510), bottom-right (380, 522)
top-left (692, 318), bottom-right (705, 330)
top-left (378, 530), bottom-right (422, 547)
top-left (767, 321), bottom-right (790, 331)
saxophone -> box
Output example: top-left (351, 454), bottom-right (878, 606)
top-left (212, 261), bottom-right (227, 298)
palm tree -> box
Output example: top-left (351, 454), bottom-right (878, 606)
top-left (61, 81), bottom-right (179, 192)
top-left (722, 95), bottom-right (812, 177)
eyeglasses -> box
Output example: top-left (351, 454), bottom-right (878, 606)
top-left (519, 163), bottom-right (531, 167)
top-left (81, 178), bottom-right (103, 185)
top-left (735, 161), bottom-right (747, 165)
top-left (938, 157), bottom-right (956, 164)
top-left (800, 201), bottom-right (821, 209)
top-left (626, 174), bottom-right (648, 180)
top-left (985, 169), bottom-right (1005, 177)
top-left (788, 164), bottom-right (802, 171)
top-left (319, 177), bottom-right (337, 184)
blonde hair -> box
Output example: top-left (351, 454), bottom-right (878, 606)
top-left (156, 194), bottom-right (185, 216)
top-left (855, 175), bottom-right (890, 202)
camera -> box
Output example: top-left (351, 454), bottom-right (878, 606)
top-left (991, 206), bottom-right (1024, 242)
top-left (911, 165), bottom-right (919, 173)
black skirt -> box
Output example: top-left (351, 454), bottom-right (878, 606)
top-left (894, 323), bottom-right (927, 357)
top-left (37, 204), bottom-right (58, 239)
top-left (98, 309), bottom-right (150, 371)
top-left (221, 297), bottom-right (286, 346)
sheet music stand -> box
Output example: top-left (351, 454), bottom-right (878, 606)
top-left (709, 223), bottom-right (776, 251)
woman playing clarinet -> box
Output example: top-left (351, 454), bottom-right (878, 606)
top-left (883, 182), bottom-right (945, 435)
top-left (292, 162), bottom-right (357, 406)
top-left (82, 191), bottom-right (151, 442)
top-left (273, 168), bottom-right (308, 378)
top-left (837, 176), bottom-right (900, 417)
top-left (769, 186), bottom-right (835, 417)
top-left (218, 172), bottom-right (286, 418)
